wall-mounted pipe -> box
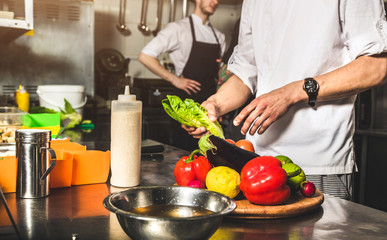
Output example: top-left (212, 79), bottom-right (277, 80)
top-left (138, 0), bottom-right (151, 35)
top-left (152, 0), bottom-right (163, 36)
top-left (168, 0), bottom-right (175, 22)
top-left (116, 0), bottom-right (131, 36)
top-left (182, 0), bottom-right (188, 18)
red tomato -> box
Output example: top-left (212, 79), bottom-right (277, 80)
top-left (235, 139), bottom-right (255, 152)
top-left (225, 139), bottom-right (235, 144)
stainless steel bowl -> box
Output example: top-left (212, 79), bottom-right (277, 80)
top-left (103, 185), bottom-right (236, 240)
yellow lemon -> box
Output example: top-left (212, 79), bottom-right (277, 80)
top-left (205, 166), bottom-right (240, 198)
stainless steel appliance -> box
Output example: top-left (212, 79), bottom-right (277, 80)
top-left (133, 78), bottom-right (174, 145)
top-left (95, 48), bottom-right (130, 101)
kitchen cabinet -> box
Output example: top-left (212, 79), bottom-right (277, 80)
top-left (354, 130), bottom-right (387, 212)
top-left (0, 0), bottom-right (33, 44)
top-left (353, 86), bottom-right (387, 212)
top-left (133, 78), bottom-right (174, 145)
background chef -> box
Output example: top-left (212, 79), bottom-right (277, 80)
top-left (139, 0), bottom-right (226, 151)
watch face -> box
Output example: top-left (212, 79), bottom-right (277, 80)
top-left (304, 79), bottom-right (319, 93)
top-left (304, 78), bottom-right (319, 107)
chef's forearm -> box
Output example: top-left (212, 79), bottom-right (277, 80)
top-left (288, 54), bottom-right (387, 105)
top-left (316, 54), bottom-right (387, 100)
top-left (208, 75), bottom-right (252, 116)
top-left (138, 53), bottom-right (179, 84)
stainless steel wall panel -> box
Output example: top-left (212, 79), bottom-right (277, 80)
top-left (0, 0), bottom-right (94, 97)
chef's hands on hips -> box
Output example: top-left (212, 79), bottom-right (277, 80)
top-left (172, 75), bottom-right (201, 95)
top-left (234, 87), bottom-right (294, 135)
top-left (181, 99), bottom-right (219, 138)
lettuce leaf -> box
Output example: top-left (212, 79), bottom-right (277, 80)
top-left (161, 95), bottom-right (224, 138)
top-left (59, 99), bottom-right (82, 129)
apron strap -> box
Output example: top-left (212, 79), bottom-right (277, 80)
top-left (209, 22), bottom-right (220, 45)
top-left (209, 22), bottom-right (221, 60)
top-left (189, 15), bottom-right (220, 46)
top-left (189, 15), bottom-right (196, 42)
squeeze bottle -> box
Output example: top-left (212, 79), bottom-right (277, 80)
top-left (16, 85), bottom-right (29, 112)
top-left (110, 85), bottom-right (142, 187)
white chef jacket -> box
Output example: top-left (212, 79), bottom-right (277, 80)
top-left (228, 0), bottom-right (387, 175)
top-left (141, 14), bottom-right (226, 76)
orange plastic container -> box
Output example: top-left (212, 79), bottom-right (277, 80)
top-left (0, 156), bottom-right (17, 193)
top-left (50, 139), bottom-right (110, 186)
top-left (50, 150), bottom-right (73, 189)
top-left (71, 150), bottom-right (110, 186)
top-left (51, 138), bottom-right (70, 143)
top-left (51, 139), bottom-right (87, 152)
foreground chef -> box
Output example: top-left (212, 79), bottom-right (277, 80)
top-left (184, 0), bottom-right (387, 200)
top-left (139, 0), bottom-right (225, 150)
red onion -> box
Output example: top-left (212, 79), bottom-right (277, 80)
top-left (187, 179), bottom-right (205, 189)
top-left (300, 181), bottom-right (316, 197)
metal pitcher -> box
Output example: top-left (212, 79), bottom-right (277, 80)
top-left (16, 129), bottom-right (56, 198)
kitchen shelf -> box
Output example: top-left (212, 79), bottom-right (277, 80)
top-left (0, 0), bottom-right (33, 44)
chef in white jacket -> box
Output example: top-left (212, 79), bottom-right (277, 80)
top-left (184, 0), bottom-right (387, 200)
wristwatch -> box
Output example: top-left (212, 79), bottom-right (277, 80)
top-left (303, 78), bottom-right (319, 107)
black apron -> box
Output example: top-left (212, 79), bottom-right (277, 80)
top-left (171, 15), bottom-right (221, 151)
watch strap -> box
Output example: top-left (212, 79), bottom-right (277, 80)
top-left (308, 93), bottom-right (317, 107)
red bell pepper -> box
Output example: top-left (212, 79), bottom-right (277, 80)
top-left (240, 156), bottom-right (291, 205)
top-left (174, 149), bottom-right (212, 186)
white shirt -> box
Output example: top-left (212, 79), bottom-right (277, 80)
top-left (141, 14), bottom-right (226, 76)
top-left (228, 0), bottom-right (387, 175)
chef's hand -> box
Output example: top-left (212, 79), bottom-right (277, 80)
top-left (172, 75), bottom-right (201, 95)
top-left (181, 99), bottom-right (220, 138)
top-left (234, 83), bottom-right (299, 135)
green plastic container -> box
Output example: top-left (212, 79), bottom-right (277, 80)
top-left (22, 113), bottom-right (61, 137)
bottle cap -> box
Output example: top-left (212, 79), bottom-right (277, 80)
top-left (18, 85), bottom-right (27, 93)
top-left (118, 85), bottom-right (136, 101)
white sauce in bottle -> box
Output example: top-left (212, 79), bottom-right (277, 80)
top-left (110, 86), bottom-right (142, 187)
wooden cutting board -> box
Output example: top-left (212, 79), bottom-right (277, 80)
top-left (228, 189), bottom-right (324, 219)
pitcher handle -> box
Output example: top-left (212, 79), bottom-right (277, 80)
top-left (40, 147), bottom-right (57, 182)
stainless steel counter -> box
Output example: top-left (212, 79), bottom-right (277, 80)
top-left (1, 141), bottom-right (387, 240)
